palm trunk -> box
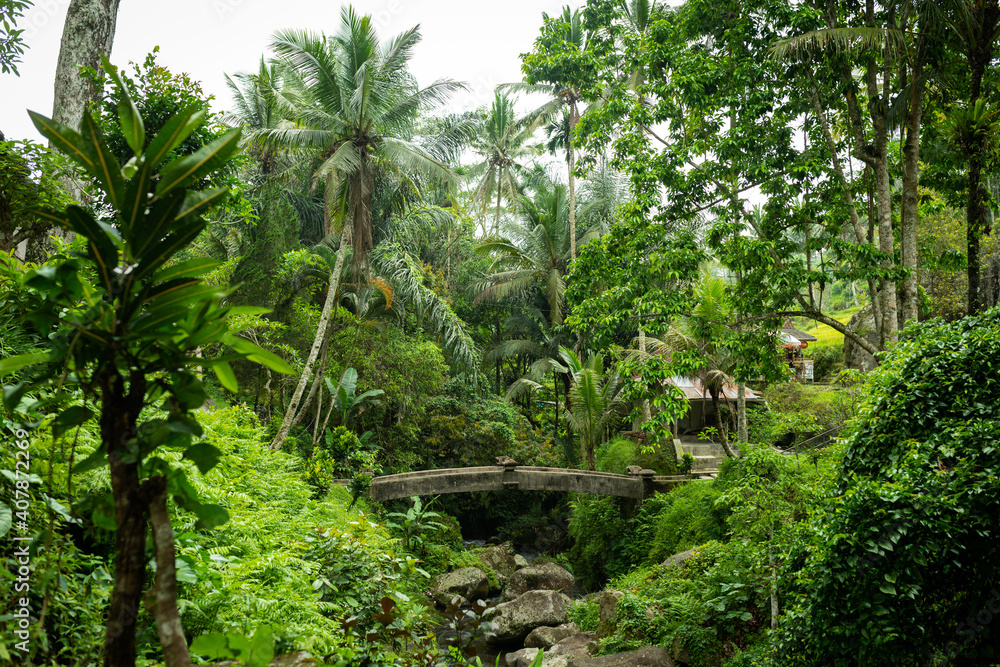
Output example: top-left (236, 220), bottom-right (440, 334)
top-left (495, 183), bottom-right (502, 236)
top-left (769, 525), bottom-right (778, 630)
top-left (270, 221), bottom-right (351, 450)
top-left (568, 103), bottom-right (579, 260)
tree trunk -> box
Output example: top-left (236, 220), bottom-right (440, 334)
top-left (899, 37), bottom-right (926, 326)
top-left (710, 388), bottom-right (740, 458)
top-left (567, 103), bottom-right (579, 260)
top-left (737, 380), bottom-right (747, 444)
top-left (270, 221), bottom-right (351, 450)
top-left (146, 477), bottom-right (192, 667)
top-left (769, 525), bottom-right (778, 630)
top-left (52, 0), bottom-right (121, 132)
top-left (964, 1), bottom-right (1000, 314)
top-left (102, 369), bottom-right (147, 667)
top-left (495, 180), bottom-right (502, 235)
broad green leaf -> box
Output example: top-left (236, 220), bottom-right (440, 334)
top-left (171, 372), bottom-right (207, 411)
top-left (52, 405), bottom-right (94, 439)
top-left (0, 503), bottom-right (11, 538)
top-left (183, 443), bottom-right (222, 475)
top-left (80, 114), bottom-right (125, 208)
top-left (131, 190), bottom-right (188, 261)
top-left (189, 633), bottom-right (231, 659)
top-left (0, 351), bottom-right (49, 377)
top-left (101, 55), bottom-right (145, 156)
top-left (28, 110), bottom-right (95, 171)
top-left (212, 361), bottom-right (238, 392)
top-left (64, 207), bottom-right (119, 291)
top-left (175, 187), bottom-right (229, 221)
top-left (3, 381), bottom-right (28, 412)
top-left (73, 446), bottom-right (109, 474)
top-left (150, 257), bottom-right (221, 285)
top-left (193, 503), bottom-right (229, 530)
top-left (227, 337), bottom-right (294, 374)
top-left (155, 130), bottom-right (242, 196)
top-left (248, 626), bottom-right (275, 667)
top-left (133, 218), bottom-right (206, 282)
top-left (144, 105), bottom-right (206, 170)
top-left (341, 367), bottom-right (359, 397)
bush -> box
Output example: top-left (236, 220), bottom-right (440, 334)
top-left (776, 310), bottom-right (1000, 666)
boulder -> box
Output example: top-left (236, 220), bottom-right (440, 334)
top-left (661, 549), bottom-right (695, 569)
top-left (515, 554), bottom-right (530, 569)
top-left (478, 542), bottom-right (518, 589)
top-left (566, 646), bottom-right (675, 667)
top-left (432, 567), bottom-right (489, 605)
top-left (548, 632), bottom-right (599, 659)
top-left (486, 590), bottom-right (572, 645)
top-left (501, 562), bottom-right (575, 602)
top-left (525, 622), bottom-right (581, 649)
top-left (506, 648), bottom-right (540, 667)
top-left (596, 590), bottom-right (624, 639)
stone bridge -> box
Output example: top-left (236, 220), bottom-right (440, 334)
top-left (335, 462), bottom-right (699, 502)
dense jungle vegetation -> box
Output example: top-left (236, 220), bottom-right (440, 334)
top-left (1, 0), bottom-right (1000, 665)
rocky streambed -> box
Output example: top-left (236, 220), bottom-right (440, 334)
top-left (429, 543), bottom-right (679, 667)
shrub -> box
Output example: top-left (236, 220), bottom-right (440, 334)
top-left (776, 310), bottom-right (1000, 666)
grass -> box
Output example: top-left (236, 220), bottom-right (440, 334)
top-left (792, 305), bottom-right (863, 351)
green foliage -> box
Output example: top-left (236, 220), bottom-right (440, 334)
top-left (776, 310), bottom-right (1000, 665)
top-left (0, 138), bottom-right (72, 255)
top-left (386, 496), bottom-right (447, 555)
top-left (567, 494), bottom-right (633, 589)
top-left (306, 425), bottom-right (381, 495)
top-left (634, 484), bottom-right (727, 566)
top-left (0, 1), bottom-right (29, 75)
top-left (189, 626), bottom-right (274, 667)
top-left (596, 436), bottom-right (638, 474)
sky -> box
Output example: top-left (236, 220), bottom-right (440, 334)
top-left (1, 0), bottom-right (581, 143)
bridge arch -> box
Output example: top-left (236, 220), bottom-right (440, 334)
top-left (351, 465), bottom-right (691, 502)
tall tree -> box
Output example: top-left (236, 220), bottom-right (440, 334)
top-left (52, 0), bottom-right (121, 135)
top-left (518, 5), bottom-right (597, 260)
top-left (466, 91), bottom-right (541, 235)
top-left (257, 8), bottom-right (462, 450)
top-left (944, 0), bottom-right (1000, 314)
top-left (475, 179), bottom-right (573, 327)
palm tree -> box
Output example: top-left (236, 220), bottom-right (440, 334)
top-left (258, 8), bottom-right (463, 450)
top-left (223, 57), bottom-right (284, 176)
top-left (466, 91), bottom-right (542, 235)
top-left (561, 347), bottom-right (624, 471)
top-left (644, 270), bottom-right (742, 458)
top-left (475, 179), bottom-right (571, 326)
top-left (508, 6), bottom-right (589, 259)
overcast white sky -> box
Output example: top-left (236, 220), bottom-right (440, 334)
top-left (2, 0), bottom-right (581, 143)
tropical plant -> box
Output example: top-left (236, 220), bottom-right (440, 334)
top-left (386, 495), bottom-right (447, 554)
top-left (1, 58), bottom-right (292, 666)
top-left (325, 367), bottom-right (385, 430)
top-left (260, 7), bottom-right (463, 450)
top-left (466, 91), bottom-right (542, 235)
top-left (517, 5), bottom-right (596, 259)
top-left (475, 179), bottom-right (572, 326)
top-left (559, 347), bottom-right (624, 471)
